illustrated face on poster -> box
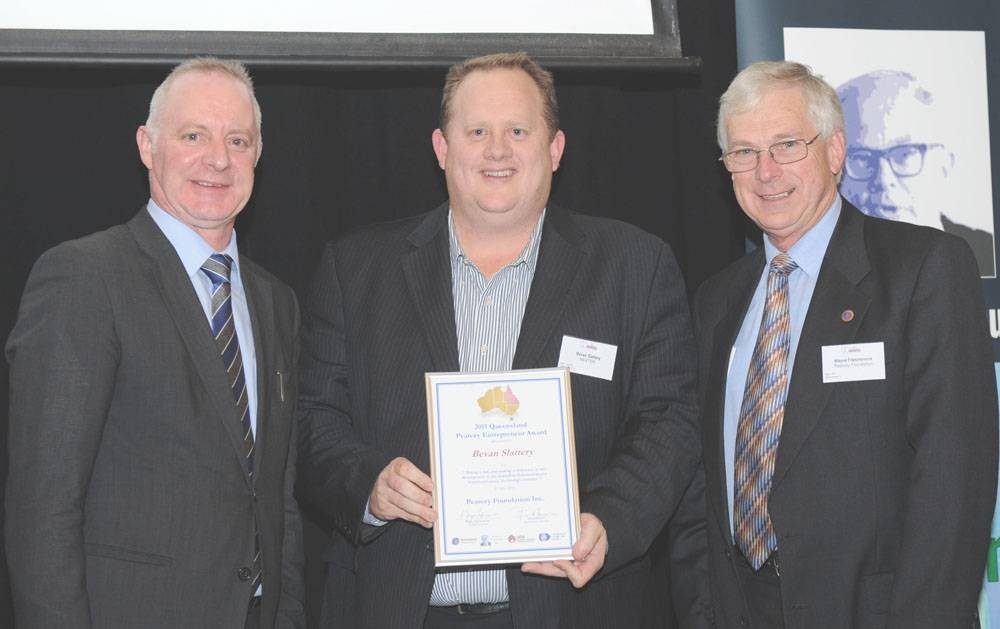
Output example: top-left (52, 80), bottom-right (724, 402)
top-left (785, 28), bottom-right (997, 278)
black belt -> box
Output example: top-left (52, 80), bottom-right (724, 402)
top-left (432, 601), bottom-right (510, 616)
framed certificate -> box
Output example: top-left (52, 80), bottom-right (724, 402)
top-left (425, 368), bottom-right (580, 567)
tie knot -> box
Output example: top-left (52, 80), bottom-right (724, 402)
top-left (769, 253), bottom-right (797, 277)
top-left (201, 253), bottom-right (234, 284)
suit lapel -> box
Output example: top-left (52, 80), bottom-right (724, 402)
top-left (127, 209), bottom-right (255, 486)
top-left (402, 206), bottom-right (461, 372)
top-left (513, 207), bottom-right (585, 369)
top-left (703, 253), bottom-right (763, 544)
top-left (772, 204), bottom-right (872, 487)
top-left (244, 262), bottom-right (273, 481)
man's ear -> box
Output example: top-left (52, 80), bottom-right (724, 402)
top-left (549, 130), bottom-right (566, 172)
top-left (137, 126), bottom-right (154, 169)
top-left (431, 129), bottom-right (448, 171)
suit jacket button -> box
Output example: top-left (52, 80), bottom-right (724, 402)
top-left (238, 567), bottom-right (252, 581)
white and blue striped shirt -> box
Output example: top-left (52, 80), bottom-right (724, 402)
top-left (429, 208), bottom-right (545, 606)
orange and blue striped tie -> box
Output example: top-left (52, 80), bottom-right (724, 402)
top-left (734, 253), bottom-right (797, 570)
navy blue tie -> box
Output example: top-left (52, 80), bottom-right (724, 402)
top-left (201, 254), bottom-right (255, 475)
top-left (200, 254), bottom-right (261, 593)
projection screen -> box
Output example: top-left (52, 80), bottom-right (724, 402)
top-left (0, 0), bottom-right (691, 70)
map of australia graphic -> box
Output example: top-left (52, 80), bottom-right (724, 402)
top-left (477, 385), bottom-right (520, 416)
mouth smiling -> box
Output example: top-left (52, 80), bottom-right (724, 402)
top-left (193, 180), bottom-right (229, 188)
top-left (758, 188), bottom-right (793, 201)
top-left (482, 169), bottom-right (515, 178)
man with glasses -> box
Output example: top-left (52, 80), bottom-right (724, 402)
top-left (838, 70), bottom-right (995, 275)
top-left (693, 60), bottom-right (996, 627)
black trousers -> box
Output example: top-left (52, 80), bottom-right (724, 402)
top-left (244, 596), bottom-right (262, 629)
top-left (734, 549), bottom-right (785, 628)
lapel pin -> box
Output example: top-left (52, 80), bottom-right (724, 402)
top-left (841, 309), bottom-right (855, 323)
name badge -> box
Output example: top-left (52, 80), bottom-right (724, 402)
top-left (821, 342), bottom-right (885, 383)
top-left (557, 335), bottom-right (617, 381)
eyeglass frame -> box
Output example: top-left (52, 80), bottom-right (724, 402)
top-left (843, 143), bottom-right (944, 181)
top-left (719, 133), bottom-right (822, 173)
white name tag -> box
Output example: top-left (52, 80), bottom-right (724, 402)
top-left (557, 335), bottom-right (618, 381)
top-left (821, 342), bottom-right (886, 383)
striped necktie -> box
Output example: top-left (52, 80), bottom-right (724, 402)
top-left (733, 253), bottom-right (798, 571)
top-left (201, 254), bottom-right (255, 474)
top-left (201, 253), bottom-right (262, 592)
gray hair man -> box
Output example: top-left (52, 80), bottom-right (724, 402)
top-left (693, 60), bottom-right (996, 628)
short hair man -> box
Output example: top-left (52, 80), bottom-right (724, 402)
top-left (838, 70), bottom-right (995, 275)
top-left (6, 58), bottom-right (304, 628)
top-left (295, 52), bottom-right (705, 628)
top-left (694, 60), bottom-right (997, 627)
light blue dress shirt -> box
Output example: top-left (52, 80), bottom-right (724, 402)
top-left (146, 201), bottom-right (258, 436)
top-left (723, 196), bottom-right (842, 538)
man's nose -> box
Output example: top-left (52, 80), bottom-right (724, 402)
top-left (755, 150), bottom-right (781, 182)
top-left (867, 156), bottom-right (898, 194)
top-left (204, 138), bottom-right (231, 170)
top-left (484, 133), bottom-right (512, 160)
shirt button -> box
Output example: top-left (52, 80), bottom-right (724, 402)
top-left (483, 296), bottom-right (493, 306)
top-left (480, 344), bottom-right (489, 355)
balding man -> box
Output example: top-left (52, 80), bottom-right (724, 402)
top-left (6, 58), bottom-right (304, 628)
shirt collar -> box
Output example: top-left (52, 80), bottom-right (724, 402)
top-left (447, 208), bottom-right (546, 274)
top-left (146, 200), bottom-right (241, 279)
top-left (762, 194), bottom-right (842, 278)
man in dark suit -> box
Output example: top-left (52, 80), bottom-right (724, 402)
top-left (695, 60), bottom-right (997, 628)
top-left (6, 58), bottom-right (304, 628)
top-left (296, 52), bottom-right (706, 628)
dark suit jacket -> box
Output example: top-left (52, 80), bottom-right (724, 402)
top-left (5, 209), bottom-right (305, 628)
top-left (296, 204), bottom-right (706, 628)
top-left (693, 202), bottom-right (997, 628)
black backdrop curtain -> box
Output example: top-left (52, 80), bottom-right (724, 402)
top-left (0, 1), bottom-right (738, 626)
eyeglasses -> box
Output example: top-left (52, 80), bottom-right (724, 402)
top-left (719, 133), bottom-right (822, 173)
top-left (843, 143), bottom-right (942, 181)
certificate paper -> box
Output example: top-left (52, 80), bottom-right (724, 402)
top-left (425, 368), bottom-right (580, 567)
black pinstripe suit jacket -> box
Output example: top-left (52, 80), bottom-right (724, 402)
top-left (296, 203), bottom-right (704, 628)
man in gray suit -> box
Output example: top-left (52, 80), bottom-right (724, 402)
top-left (695, 60), bottom-right (996, 627)
top-left (6, 57), bottom-right (304, 628)
top-left (295, 52), bottom-right (707, 627)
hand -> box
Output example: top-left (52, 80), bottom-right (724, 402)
top-left (521, 512), bottom-right (607, 588)
top-left (368, 457), bottom-right (436, 528)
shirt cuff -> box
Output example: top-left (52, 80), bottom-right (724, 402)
top-left (362, 499), bottom-right (388, 527)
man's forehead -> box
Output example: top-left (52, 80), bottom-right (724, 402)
top-left (840, 74), bottom-right (940, 148)
top-left (452, 69), bottom-right (541, 108)
top-left (726, 89), bottom-right (814, 146)
top-left (161, 73), bottom-right (255, 125)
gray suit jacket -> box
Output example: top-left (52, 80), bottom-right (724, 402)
top-left (5, 209), bottom-right (305, 628)
top-left (693, 202), bottom-right (997, 628)
top-left (295, 204), bottom-right (707, 628)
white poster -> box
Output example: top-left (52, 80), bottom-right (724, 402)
top-left (785, 28), bottom-right (996, 277)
